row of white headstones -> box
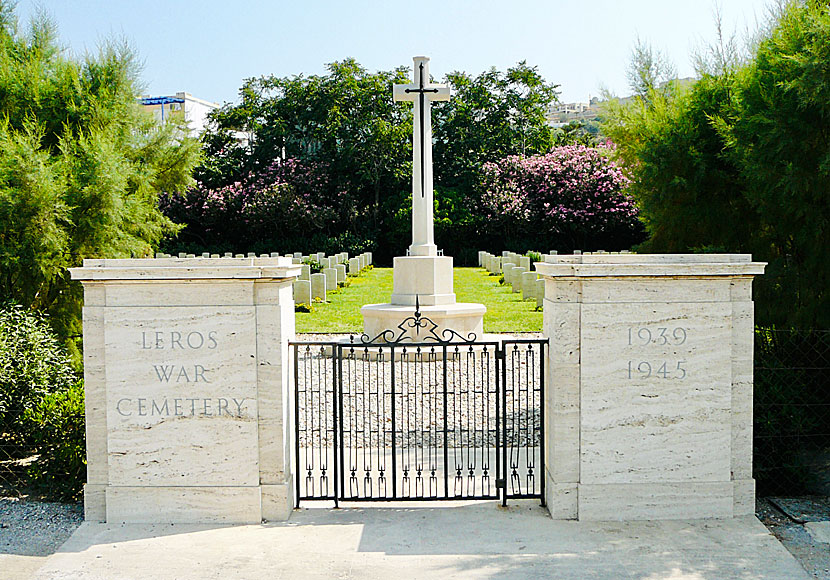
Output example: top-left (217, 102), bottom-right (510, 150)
top-left (291, 251), bottom-right (373, 304)
top-left (479, 250), bottom-right (545, 307)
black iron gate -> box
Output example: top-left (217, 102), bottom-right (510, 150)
top-left (291, 314), bottom-right (546, 507)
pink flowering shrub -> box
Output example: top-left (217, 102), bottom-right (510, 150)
top-left (160, 158), bottom-right (344, 252)
top-left (478, 144), bottom-right (643, 250)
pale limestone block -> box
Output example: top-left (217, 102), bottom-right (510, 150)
top-left (261, 483), bottom-right (293, 521)
top-left (391, 256), bottom-right (455, 306)
top-left (581, 278), bottom-right (732, 304)
top-left (578, 482), bottom-right (734, 520)
top-left (83, 363), bottom-right (108, 485)
top-left (548, 364), bottom-right (580, 483)
top-left (311, 273), bottom-right (326, 301)
top-left (731, 300), bottom-right (754, 361)
top-left (535, 279), bottom-right (545, 308)
top-left (731, 366), bottom-right (754, 479)
top-left (323, 268), bottom-right (338, 291)
top-left (84, 283), bottom-right (106, 306)
top-left (336, 264), bottom-right (346, 283)
top-left (83, 484), bottom-right (106, 522)
top-left (511, 267), bottom-right (526, 292)
top-left (106, 486), bottom-right (261, 524)
top-left (292, 257), bottom-right (302, 264)
top-left (293, 280), bottom-right (311, 304)
top-left (733, 479), bottom-right (755, 516)
top-left (519, 256), bottom-right (531, 270)
top-left (521, 271), bottom-right (537, 301)
top-left (579, 302), bottom-right (732, 484)
top-left (103, 281), bottom-right (255, 307)
top-left (254, 280), bottom-right (291, 304)
top-left (730, 277), bottom-right (753, 301)
top-left (348, 258), bottom-right (360, 275)
top-left (543, 280), bottom-right (581, 302)
top-left (543, 301), bottom-right (580, 365)
top-left (104, 307), bottom-right (260, 486)
top-left (299, 265), bottom-right (310, 281)
top-left (545, 475), bottom-right (578, 520)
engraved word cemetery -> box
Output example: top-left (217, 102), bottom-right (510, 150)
top-left (71, 56), bottom-right (765, 525)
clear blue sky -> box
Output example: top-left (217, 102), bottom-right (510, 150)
top-left (18, 0), bottom-right (770, 105)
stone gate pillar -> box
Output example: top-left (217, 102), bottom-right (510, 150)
top-left (537, 254), bottom-right (765, 520)
top-left (70, 257), bottom-right (300, 524)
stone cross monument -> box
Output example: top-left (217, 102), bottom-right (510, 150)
top-left (393, 56), bottom-right (450, 257)
top-left (361, 56), bottom-right (485, 341)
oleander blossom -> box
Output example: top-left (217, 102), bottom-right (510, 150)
top-left (479, 144), bottom-right (639, 243)
top-left (160, 158), bottom-right (341, 241)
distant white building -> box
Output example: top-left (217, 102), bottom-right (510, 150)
top-left (139, 92), bottom-right (219, 135)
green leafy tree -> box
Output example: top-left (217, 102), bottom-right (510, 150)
top-left (604, 1), bottom-right (830, 327)
top-left (0, 3), bottom-right (200, 357)
top-left (432, 62), bottom-right (559, 196)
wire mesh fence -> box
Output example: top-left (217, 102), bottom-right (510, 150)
top-left (0, 413), bottom-right (37, 499)
top-left (754, 328), bottom-right (830, 496)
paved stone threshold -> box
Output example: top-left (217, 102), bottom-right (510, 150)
top-left (31, 501), bottom-right (811, 579)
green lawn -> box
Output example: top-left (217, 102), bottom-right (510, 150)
top-left (296, 267), bottom-right (542, 333)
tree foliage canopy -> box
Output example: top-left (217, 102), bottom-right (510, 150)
top-left (603, 1), bottom-right (830, 327)
top-left (0, 2), bottom-right (200, 357)
top-left (173, 59), bottom-right (562, 263)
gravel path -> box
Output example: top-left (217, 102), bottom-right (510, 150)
top-left (0, 497), bottom-right (83, 580)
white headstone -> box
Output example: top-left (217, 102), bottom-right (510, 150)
top-left (323, 268), bottom-right (337, 291)
top-left (512, 267), bottom-right (526, 292)
top-left (294, 280), bottom-right (311, 304)
top-left (348, 258), bottom-right (360, 276)
top-left (299, 264), bottom-right (310, 281)
top-left (336, 264), bottom-right (346, 284)
top-left (310, 273), bottom-right (326, 301)
top-left (522, 271), bottom-right (537, 301)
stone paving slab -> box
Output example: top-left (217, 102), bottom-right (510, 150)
top-left (33, 501), bottom-right (810, 580)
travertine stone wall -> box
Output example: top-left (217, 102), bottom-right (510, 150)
top-left (536, 254), bottom-right (764, 521)
top-left (70, 257), bottom-right (300, 524)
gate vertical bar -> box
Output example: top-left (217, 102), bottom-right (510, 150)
top-left (294, 345), bottom-right (300, 507)
top-left (498, 344), bottom-right (504, 496)
top-left (539, 341), bottom-right (546, 507)
top-left (390, 345), bottom-right (397, 499)
top-left (501, 343), bottom-right (508, 507)
top-left (337, 344), bottom-right (345, 504)
top-left (442, 344), bottom-right (449, 498)
top-left (333, 344), bottom-right (340, 507)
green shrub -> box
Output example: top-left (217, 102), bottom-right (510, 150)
top-left (23, 380), bottom-right (86, 500)
top-left (0, 304), bottom-right (77, 444)
top-left (526, 251), bottom-right (542, 264)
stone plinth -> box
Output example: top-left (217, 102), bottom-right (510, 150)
top-left (390, 256), bottom-right (455, 306)
top-left (70, 257), bottom-right (300, 524)
top-left (537, 253), bottom-right (764, 521)
top-left (362, 254), bottom-right (485, 342)
top-left (362, 302), bottom-right (485, 343)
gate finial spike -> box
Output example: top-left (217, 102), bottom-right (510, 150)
top-left (415, 295), bottom-right (420, 318)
